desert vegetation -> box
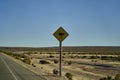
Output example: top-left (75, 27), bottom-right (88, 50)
top-left (65, 72), bottom-right (73, 80)
top-left (53, 69), bottom-right (58, 75)
top-left (0, 46), bottom-right (120, 80)
top-left (99, 74), bottom-right (120, 80)
top-left (39, 60), bottom-right (50, 64)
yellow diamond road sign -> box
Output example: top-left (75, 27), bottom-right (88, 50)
top-left (53, 27), bottom-right (69, 42)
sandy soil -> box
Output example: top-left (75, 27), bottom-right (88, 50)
top-left (3, 52), bottom-right (120, 80)
top-left (30, 53), bottom-right (120, 80)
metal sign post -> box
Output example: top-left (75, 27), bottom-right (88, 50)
top-left (59, 41), bottom-right (62, 76)
top-left (53, 27), bottom-right (69, 77)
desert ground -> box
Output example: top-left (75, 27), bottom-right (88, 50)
top-left (6, 51), bottom-right (119, 80)
top-left (1, 46), bottom-right (120, 80)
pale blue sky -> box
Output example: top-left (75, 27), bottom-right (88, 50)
top-left (0, 0), bottom-right (120, 47)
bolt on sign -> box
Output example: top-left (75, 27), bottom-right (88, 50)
top-left (53, 27), bottom-right (69, 42)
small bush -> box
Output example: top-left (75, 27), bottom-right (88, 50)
top-left (63, 56), bottom-right (65, 58)
top-left (65, 72), bottom-right (73, 80)
top-left (90, 56), bottom-right (98, 59)
top-left (22, 57), bottom-right (31, 64)
top-left (15, 56), bottom-right (20, 60)
top-left (117, 56), bottom-right (120, 61)
top-left (53, 69), bottom-right (58, 75)
top-left (99, 76), bottom-right (112, 80)
top-left (54, 59), bottom-right (58, 64)
top-left (32, 64), bottom-right (36, 67)
top-left (115, 74), bottom-right (120, 80)
top-left (39, 60), bottom-right (50, 64)
top-left (81, 56), bottom-right (87, 59)
top-left (49, 55), bottom-right (54, 58)
top-left (41, 67), bottom-right (43, 69)
top-left (99, 74), bottom-right (120, 80)
top-left (34, 52), bottom-right (38, 54)
top-left (101, 56), bottom-right (109, 60)
top-left (68, 61), bottom-right (72, 65)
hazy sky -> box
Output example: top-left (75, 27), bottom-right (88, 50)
top-left (0, 0), bottom-right (120, 47)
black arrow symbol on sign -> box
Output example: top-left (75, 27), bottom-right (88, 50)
top-left (59, 32), bottom-right (64, 37)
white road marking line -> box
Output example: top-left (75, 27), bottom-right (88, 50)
top-left (1, 57), bottom-right (18, 80)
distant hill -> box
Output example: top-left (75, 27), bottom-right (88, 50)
top-left (0, 46), bottom-right (120, 54)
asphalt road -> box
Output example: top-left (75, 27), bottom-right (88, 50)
top-left (0, 53), bottom-right (46, 80)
